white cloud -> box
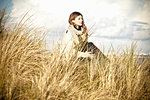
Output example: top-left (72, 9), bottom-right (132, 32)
top-left (132, 1), bottom-right (150, 23)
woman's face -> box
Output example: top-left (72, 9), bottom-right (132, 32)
top-left (72, 15), bottom-right (83, 26)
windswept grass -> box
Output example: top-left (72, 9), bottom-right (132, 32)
top-left (0, 10), bottom-right (150, 100)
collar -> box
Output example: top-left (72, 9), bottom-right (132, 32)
top-left (69, 25), bottom-right (83, 35)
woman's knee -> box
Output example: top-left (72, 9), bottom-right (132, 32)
top-left (88, 42), bottom-right (94, 46)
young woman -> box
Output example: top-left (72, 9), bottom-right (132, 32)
top-left (62, 11), bottom-right (108, 61)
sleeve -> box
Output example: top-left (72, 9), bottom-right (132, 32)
top-left (61, 29), bottom-right (75, 58)
top-left (61, 29), bottom-right (90, 59)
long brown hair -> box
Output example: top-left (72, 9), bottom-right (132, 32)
top-left (68, 12), bottom-right (88, 41)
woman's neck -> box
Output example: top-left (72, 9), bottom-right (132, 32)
top-left (73, 25), bottom-right (81, 31)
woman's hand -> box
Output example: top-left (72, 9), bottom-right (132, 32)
top-left (85, 51), bottom-right (95, 59)
top-left (78, 51), bottom-right (95, 59)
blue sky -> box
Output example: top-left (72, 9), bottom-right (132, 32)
top-left (1, 0), bottom-right (150, 54)
top-left (0, 0), bottom-right (12, 12)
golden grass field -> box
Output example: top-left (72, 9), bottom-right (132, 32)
top-left (0, 9), bottom-right (150, 100)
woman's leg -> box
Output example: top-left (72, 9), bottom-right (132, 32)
top-left (86, 42), bottom-right (109, 62)
top-left (78, 41), bottom-right (109, 62)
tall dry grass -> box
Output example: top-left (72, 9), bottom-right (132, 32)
top-left (0, 10), bottom-right (150, 100)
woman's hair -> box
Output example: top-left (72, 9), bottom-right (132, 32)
top-left (69, 12), bottom-right (88, 40)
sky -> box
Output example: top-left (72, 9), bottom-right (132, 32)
top-left (0, 0), bottom-right (150, 54)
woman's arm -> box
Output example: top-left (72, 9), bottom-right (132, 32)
top-left (77, 51), bottom-right (94, 59)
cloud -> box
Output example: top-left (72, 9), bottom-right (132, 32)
top-left (132, 1), bottom-right (150, 23)
top-left (10, 0), bottom-right (100, 30)
top-left (131, 21), bottom-right (150, 40)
